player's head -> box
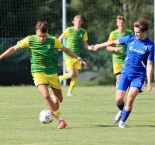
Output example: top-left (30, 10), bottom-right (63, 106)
top-left (72, 15), bottom-right (83, 28)
top-left (133, 19), bottom-right (149, 32)
top-left (35, 21), bottom-right (48, 42)
top-left (133, 19), bottom-right (149, 40)
top-left (116, 15), bottom-right (126, 30)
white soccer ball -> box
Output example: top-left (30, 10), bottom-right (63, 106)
top-left (39, 109), bottom-right (54, 124)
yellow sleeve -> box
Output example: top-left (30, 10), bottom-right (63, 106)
top-left (17, 36), bottom-right (29, 48)
top-left (62, 28), bottom-right (69, 38)
top-left (54, 37), bottom-right (63, 49)
top-left (83, 31), bottom-right (88, 42)
top-left (108, 32), bottom-right (114, 41)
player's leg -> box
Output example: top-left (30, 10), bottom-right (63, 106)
top-left (119, 77), bottom-right (144, 128)
top-left (115, 73), bottom-right (120, 82)
top-left (67, 68), bottom-right (79, 96)
top-left (113, 63), bottom-right (124, 83)
top-left (113, 90), bottom-right (125, 123)
top-left (32, 73), bottom-right (57, 112)
top-left (119, 87), bottom-right (139, 128)
top-left (52, 88), bottom-right (68, 129)
top-left (59, 58), bottom-right (74, 83)
top-left (33, 73), bottom-right (67, 129)
top-left (37, 84), bottom-right (57, 112)
top-left (67, 59), bottom-right (81, 96)
top-left (113, 73), bottom-right (129, 123)
top-left (51, 88), bottom-right (63, 109)
top-left (49, 73), bottom-right (68, 129)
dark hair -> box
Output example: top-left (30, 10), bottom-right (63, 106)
top-left (133, 19), bottom-right (149, 32)
top-left (116, 15), bottom-right (126, 22)
top-left (36, 21), bottom-right (48, 33)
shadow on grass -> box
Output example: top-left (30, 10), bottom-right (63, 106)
top-left (130, 125), bottom-right (155, 128)
top-left (96, 124), bottom-right (155, 128)
top-left (96, 124), bottom-right (116, 128)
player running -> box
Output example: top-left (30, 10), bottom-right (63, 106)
top-left (0, 21), bottom-right (87, 129)
top-left (58, 15), bottom-right (93, 97)
top-left (94, 19), bottom-right (154, 128)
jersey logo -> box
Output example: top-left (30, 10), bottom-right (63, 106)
top-left (143, 45), bottom-right (147, 50)
top-left (47, 45), bottom-right (51, 49)
top-left (129, 46), bottom-right (145, 55)
top-left (80, 34), bottom-right (83, 37)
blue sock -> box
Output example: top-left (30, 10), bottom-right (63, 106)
top-left (121, 108), bottom-right (131, 122)
top-left (117, 102), bottom-right (124, 111)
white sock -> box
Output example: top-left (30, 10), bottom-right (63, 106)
top-left (58, 116), bottom-right (63, 121)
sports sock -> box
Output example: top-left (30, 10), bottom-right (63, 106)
top-left (67, 77), bottom-right (77, 94)
top-left (60, 73), bottom-right (70, 80)
top-left (117, 102), bottom-right (124, 111)
top-left (120, 108), bottom-right (131, 122)
top-left (53, 110), bottom-right (61, 119)
top-left (58, 116), bottom-right (63, 121)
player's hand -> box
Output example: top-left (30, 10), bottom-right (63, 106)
top-left (114, 47), bottom-right (121, 52)
top-left (93, 44), bottom-right (101, 51)
top-left (88, 45), bottom-right (94, 50)
top-left (147, 83), bottom-right (152, 92)
top-left (77, 57), bottom-right (88, 69)
top-left (81, 60), bottom-right (88, 69)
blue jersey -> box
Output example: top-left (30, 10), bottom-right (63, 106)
top-left (119, 35), bottom-right (154, 76)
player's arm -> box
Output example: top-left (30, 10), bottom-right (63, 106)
top-left (61, 47), bottom-right (88, 69)
top-left (83, 41), bottom-right (94, 50)
top-left (146, 60), bottom-right (153, 91)
top-left (106, 46), bottom-right (121, 52)
top-left (58, 34), bottom-right (64, 42)
top-left (94, 40), bottom-right (119, 51)
top-left (58, 28), bottom-right (68, 42)
top-left (0, 44), bottom-right (19, 60)
top-left (106, 33), bottom-right (120, 52)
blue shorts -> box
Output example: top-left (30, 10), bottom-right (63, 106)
top-left (116, 72), bottom-right (145, 92)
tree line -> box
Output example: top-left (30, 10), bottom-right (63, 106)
top-left (0, 0), bottom-right (153, 85)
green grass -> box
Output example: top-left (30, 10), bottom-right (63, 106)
top-left (0, 85), bottom-right (155, 145)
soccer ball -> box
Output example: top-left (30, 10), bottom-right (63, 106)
top-left (39, 109), bottom-right (54, 124)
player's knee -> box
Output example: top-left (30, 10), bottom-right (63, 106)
top-left (68, 73), bottom-right (74, 78)
top-left (116, 96), bottom-right (124, 104)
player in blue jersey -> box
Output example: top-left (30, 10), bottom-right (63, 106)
top-left (94, 19), bottom-right (154, 128)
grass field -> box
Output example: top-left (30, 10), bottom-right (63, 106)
top-left (0, 85), bottom-right (155, 145)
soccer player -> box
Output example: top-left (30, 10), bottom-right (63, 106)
top-left (0, 21), bottom-right (87, 129)
top-left (106, 15), bottom-right (133, 82)
top-left (58, 15), bottom-right (93, 97)
top-left (94, 19), bottom-right (154, 128)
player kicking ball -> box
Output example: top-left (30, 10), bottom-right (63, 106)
top-left (0, 21), bottom-right (87, 129)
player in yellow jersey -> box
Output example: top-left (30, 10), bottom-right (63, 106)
top-left (58, 15), bottom-right (93, 97)
top-left (0, 21), bottom-right (87, 129)
top-left (106, 15), bottom-right (133, 82)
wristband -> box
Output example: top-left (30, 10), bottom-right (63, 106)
top-left (77, 57), bottom-right (82, 60)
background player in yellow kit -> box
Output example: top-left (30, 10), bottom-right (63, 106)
top-left (106, 15), bottom-right (133, 82)
top-left (58, 15), bottom-right (93, 96)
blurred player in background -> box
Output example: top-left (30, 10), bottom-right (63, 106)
top-left (106, 15), bottom-right (133, 82)
top-left (58, 15), bottom-right (93, 97)
top-left (0, 21), bottom-right (87, 129)
top-left (94, 19), bottom-right (154, 128)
